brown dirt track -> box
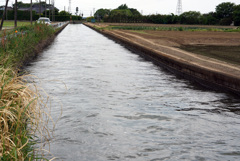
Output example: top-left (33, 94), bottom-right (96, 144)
top-left (85, 23), bottom-right (240, 95)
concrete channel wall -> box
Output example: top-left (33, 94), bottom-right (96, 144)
top-left (84, 23), bottom-right (240, 96)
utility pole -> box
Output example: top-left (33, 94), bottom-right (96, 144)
top-left (30, 0), bottom-right (32, 24)
top-left (6, 0), bottom-right (8, 20)
top-left (52, 0), bottom-right (54, 21)
top-left (39, 0), bottom-right (41, 18)
top-left (176, 0), bottom-right (182, 16)
top-left (49, 0), bottom-right (50, 19)
top-left (14, 0), bottom-right (17, 28)
top-left (0, 0), bottom-right (9, 31)
top-left (45, 0), bottom-right (47, 17)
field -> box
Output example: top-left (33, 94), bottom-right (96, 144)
top-left (96, 23), bottom-right (240, 65)
top-left (1, 20), bottom-right (31, 27)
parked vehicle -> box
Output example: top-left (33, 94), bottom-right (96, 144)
top-left (37, 17), bottom-right (51, 25)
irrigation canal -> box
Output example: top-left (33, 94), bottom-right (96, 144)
top-left (26, 24), bottom-right (240, 160)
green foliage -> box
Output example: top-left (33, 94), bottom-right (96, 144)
top-left (94, 9), bottom-right (111, 20)
top-left (106, 25), bottom-right (240, 33)
top-left (180, 11), bottom-right (202, 24)
top-left (220, 17), bottom-right (233, 25)
top-left (216, 2), bottom-right (235, 19)
top-left (117, 4), bottom-right (128, 10)
top-left (99, 4), bottom-right (143, 22)
top-left (59, 10), bottom-right (71, 16)
top-left (129, 8), bottom-right (141, 16)
top-left (14, 1), bottom-right (31, 8)
top-left (86, 16), bottom-right (95, 22)
top-left (233, 5), bottom-right (240, 26)
top-left (146, 14), bottom-right (178, 24)
top-left (108, 9), bottom-right (133, 22)
top-left (201, 12), bottom-right (219, 25)
top-left (0, 24), bottom-right (55, 68)
top-left (99, 2), bottom-right (240, 26)
top-left (0, 10), bottom-right (39, 21)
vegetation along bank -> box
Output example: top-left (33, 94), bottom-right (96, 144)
top-left (85, 22), bottom-right (240, 96)
top-left (0, 22), bottom-right (68, 160)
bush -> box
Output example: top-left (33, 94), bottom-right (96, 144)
top-left (0, 10), bottom-right (39, 21)
top-left (220, 18), bottom-right (233, 25)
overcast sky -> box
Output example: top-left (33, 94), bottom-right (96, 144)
top-left (0, 0), bottom-right (239, 17)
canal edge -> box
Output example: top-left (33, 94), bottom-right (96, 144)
top-left (83, 23), bottom-right (240, 96)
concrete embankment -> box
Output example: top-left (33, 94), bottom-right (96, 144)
top-left (84, 23), bottom-right (240, 96)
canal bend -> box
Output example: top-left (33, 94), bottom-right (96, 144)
top-left (27, 24), bottom-right (240, 161)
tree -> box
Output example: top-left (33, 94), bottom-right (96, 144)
top-left (180, 11), bottom-right (201, 24)
top-left (117, 4), bottom-right (128, 10)
top-left (59, 10), bottom-right (71, 16)
top-left (94, 8), bottom-right (110, 20)
top-left (216, 2), bottom-right (235, 19)
top-left (201, 12), bottom-right (219, 25)
top-left (0, 0), bottom-right (9, 30)
top-left (109, 9), bottom-right (132, 22)
top-left (233, 5), bottom-right (240, 26)
top-left (129, 8), bottom-right (141, 16)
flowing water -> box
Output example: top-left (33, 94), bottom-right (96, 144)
top-left (26, 24), bottom-right (240, 161)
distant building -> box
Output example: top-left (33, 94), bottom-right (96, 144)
top-left (0, 6), bottom-right (13, 11)
top-left (18, 4), bottom-right (53, 14)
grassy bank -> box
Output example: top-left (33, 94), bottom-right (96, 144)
top-left (0, 23), bottom-right (55, 69)
top-left (0, 23), bottom-right (55, 160)
top-left (97, 25), bottom-right (240, 32)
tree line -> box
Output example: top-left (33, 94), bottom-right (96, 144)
top-left (94, 3), bottom-right (240, 26)
top-left (0, 1), bottom-right (82, 22)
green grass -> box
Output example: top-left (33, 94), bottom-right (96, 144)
top-left (0, 23), bottom-right (55, 69)
top-left (180, 45), bottom-right (240, 65)
top-left (2, 21), bottom-right (31, 27)
top-left (0, 23), bottom-right (55, 160)
top-left (105, 25), bottom-right (240, 32)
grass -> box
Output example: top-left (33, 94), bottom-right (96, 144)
top-left (180, 45), bottom-right (240, 65)
top-left (0, 68), bottom-right (52, 160)
top-left (0, 23), bottom-right (55, 69)
top-left (103, 25), bottom-right (240, 32)
top-left (2, 21), bottom-right (31, 27)
top-left (0, 23), bottom-right (56, 160)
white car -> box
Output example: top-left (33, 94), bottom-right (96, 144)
top-left (37, 17), bottom-right (51, 25)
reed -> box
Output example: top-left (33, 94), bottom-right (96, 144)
top-left (0, 68), bottom-right (54, 160)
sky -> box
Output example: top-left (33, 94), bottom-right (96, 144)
top-left (0, 0), bottom-right (239, 17)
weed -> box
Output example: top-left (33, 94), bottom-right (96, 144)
top-left (0, 68), bottom-right (54, 160)
top-left (0, 23), bottom-right (57, 160)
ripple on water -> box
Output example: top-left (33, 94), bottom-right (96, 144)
top-left (26, 24), bottom-right (240, 161)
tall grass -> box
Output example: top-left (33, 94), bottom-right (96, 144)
top-left (0, 24), bottom-right (57, 160)
top-left (0, 23), bottom-right (55, 69)
top-left (0, 68), bottom-right (54, 160)
top-left (108, 25), bottom-right (240, 32)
